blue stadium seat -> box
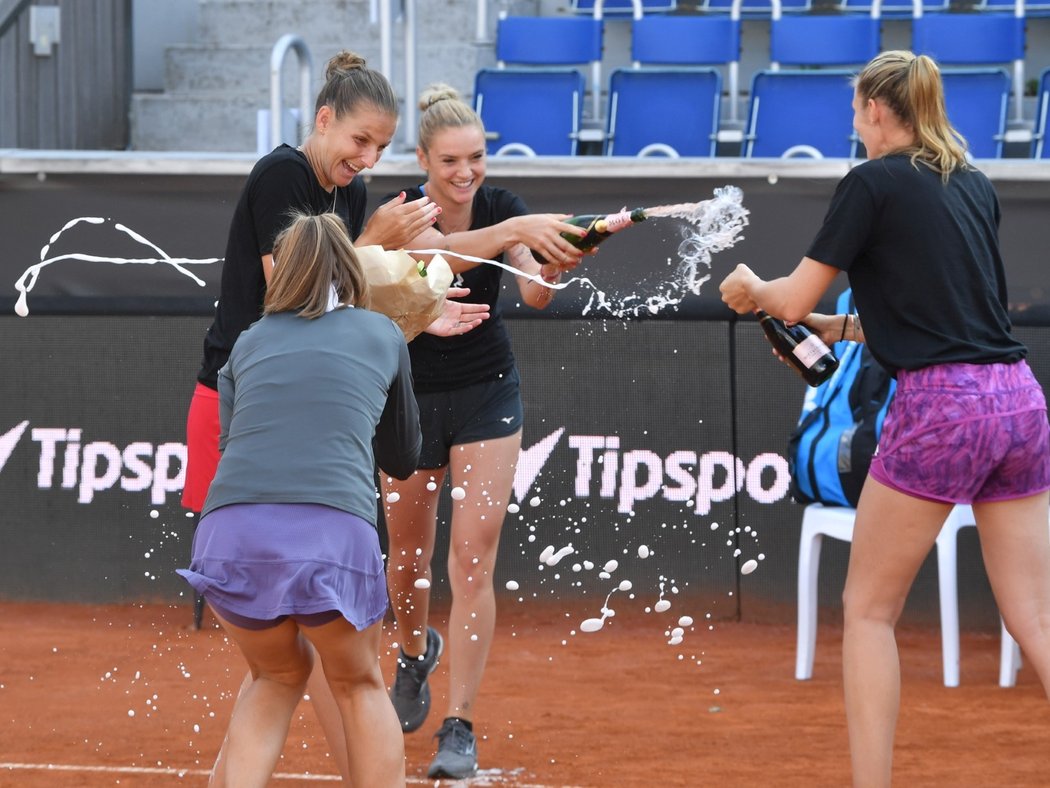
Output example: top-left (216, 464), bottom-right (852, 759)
top-left (474, 70), bottom-right (588, 157)
top-left (744, 7), bottom-right (879, 159)
top-left (1031, 68), bottom-right (1050, 157)
top-left (603, 14), bottom-right (737, 156)
top-left (911, 12), bottom-right (1026, 128)
top-left (744, 70), bottom-right (858, 158)
top-left (606, 69), bottom-right (722, 157)
top-left (473, 16), bottom-right (603, 156)
top-left (940, 69), bottom-right (1012, 159)
top-left (770, 15), bottom-right (880, 68)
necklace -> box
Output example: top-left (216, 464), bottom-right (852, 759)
top-left (438, 213), bottom-right (471, 234)
top-left (296, 143), bottom-right (338, 213)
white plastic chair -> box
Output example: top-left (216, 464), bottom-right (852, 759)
top-left (796, 502), bottom-right (1022, 687)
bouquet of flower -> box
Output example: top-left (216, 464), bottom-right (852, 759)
top-left (354, 245), bottom-right (453, 341)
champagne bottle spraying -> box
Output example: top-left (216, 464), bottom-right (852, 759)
top-left (756, 310), bottom-right (838, 387)
top-left (533, 207), bottom-right (647, 263)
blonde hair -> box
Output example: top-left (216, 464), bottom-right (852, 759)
top-left (265, 213), bottom-right (371, 319)
top-left (854, 50), bottom-right (970, 181)
top-left (315, 50), bottom-right (399, 120)
top-left (417, 82), bottom-right (485, 153)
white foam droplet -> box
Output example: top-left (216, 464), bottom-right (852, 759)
top-left (386, 491), bottom-right (401, 503)
top-left (637, 544), bottom-right (650, 559)
top-left (539, 545), bottom-right (555, 564)
top-left (603, 559), bottom-right (619, 573)
top-left (545, 544), bottom-right (574, 566)
top-left (580, 618), bottom-right (605, 633)
top-left (14, 291), bottom-right (29, 317)
top-left (654, 600), bottom-right (672, 613)
top-left (618, 580), bottom-right (633, 592)
top-left (507, 503), bottom-right (520, 514)
top-left (149, 510), bottom-right (159, 519)
top-left (678, 616), bottom-right (694, 627)
top-left (668, 636), bottom-right (684, 646)
top-left (413, 578), bottom-right (431, 589)
top-left (529, 496), bottom-right (542, 507)
top-left (671, 627), bottom-right (685, 638)
top-left (741, 559), bottom-right (759, 575)
top-left (426, 481), bottom-right (438, 491)
top-left (505, 580), bottom-right (520, 591)
top-left (450, 486), bottom-right (466, 500)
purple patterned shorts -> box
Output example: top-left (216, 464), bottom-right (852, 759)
top-left (869, 360), bottom-right (1050, 504)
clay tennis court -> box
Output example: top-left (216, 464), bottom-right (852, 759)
top-left (1, 596), bottom-right (1047, 787)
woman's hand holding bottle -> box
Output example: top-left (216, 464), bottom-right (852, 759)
top-left (506, 214), bottom-right (587, 268)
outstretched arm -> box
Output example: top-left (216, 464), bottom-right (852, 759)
top-left (719, 256), bottom-right (840, 323)
top-left (503, 242), bottom-right (571, 311)
top-left (408, 214), bottom-right (587, 274)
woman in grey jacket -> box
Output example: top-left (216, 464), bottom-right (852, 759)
top-left (180, 212), bottom-right (420, 787)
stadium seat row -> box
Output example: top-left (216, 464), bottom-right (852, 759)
top-left (476, 9), bottom-right (1047, 159)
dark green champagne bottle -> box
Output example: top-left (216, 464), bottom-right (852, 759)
top-left (532, 207), bottom-right (647, 262)
top-left (756, 310), bottom-right (838, 387)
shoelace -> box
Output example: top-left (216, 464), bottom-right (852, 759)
top-left (437, 721), bottom-right (475, 753)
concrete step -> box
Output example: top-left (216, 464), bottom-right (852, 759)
top-left (129, 0), bottom-right (494, 153)
top-left (165, 45), bottom-right (275, 96)
top-left (131, 92), bottom-right (263, 152)
top-left (196, 0), bottom-right (374, 48)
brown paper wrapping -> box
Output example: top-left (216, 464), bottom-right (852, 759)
top-left (354, 245), bottom-right (454, 342)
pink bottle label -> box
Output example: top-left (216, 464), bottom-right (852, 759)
top-left (792, 335), bottom-right (830, 368)
top-left (601, 210), bottom-right (633, 233)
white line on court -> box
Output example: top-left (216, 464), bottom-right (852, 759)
top-left (0, 762), bottom-right (580, 786)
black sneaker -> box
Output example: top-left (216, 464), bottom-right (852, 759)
top-left (390, 626), bottom-right (443, 732)
top-left (427, 717), bottom-right (479, 780)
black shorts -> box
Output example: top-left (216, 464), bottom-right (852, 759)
top-left (416, 367), bottom-right (524, 469)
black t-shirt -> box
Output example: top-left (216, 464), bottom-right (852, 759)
top-left (196, 144), bottom-right (367, 389)
top-left (806, 154), bottom-right (1025, 376)
top-left (386, 184), bottom-right (528, 392)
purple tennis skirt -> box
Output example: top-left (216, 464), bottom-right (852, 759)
top-left (177, 502), bottom-right (388, 631)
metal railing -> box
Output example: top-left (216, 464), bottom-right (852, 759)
top-left (269, 34), bottom-right (313, 150)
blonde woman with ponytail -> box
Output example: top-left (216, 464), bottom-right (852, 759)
top-left (721, 51), bottom-right (1050, 785)
top-left (378, 83), bottom-right (589, 780)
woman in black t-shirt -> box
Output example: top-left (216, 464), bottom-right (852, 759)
top-left (379, 84), bottom-right (587, 780)
top-left (720, 51), bottom-right (1050, 786)
top-left (183, 51), bottom-right (485, 514)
